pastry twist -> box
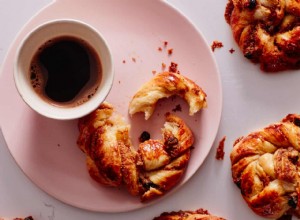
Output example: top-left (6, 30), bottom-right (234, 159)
top-left (138, 113), bottom-right (194, 201)
top-left (225, 0), bottom-right (300, 72)
top-left (230, 114), bottom-right (300, 218)
top-left (77, 102), bottom-right (133, 188)
top-left (77, 102), bottom-right (194, 202)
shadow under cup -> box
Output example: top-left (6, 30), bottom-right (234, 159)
top-left (14, 19), bottom-right (114, 120)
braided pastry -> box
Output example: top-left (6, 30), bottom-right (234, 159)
top-left (225, 0), bottom-right (300, 72)
top-left (77, 102), bottom-right (133, 188)
top-left (138, 112), bottom-right (194, 201)
top-left (153, 208), bottom-right (226, 220)
top-left (77, 102), bottom-right (194, 202)
top-left (129, 72), bottom-right (207, 120)
top-left (230, 114), bottom-right (300, 218)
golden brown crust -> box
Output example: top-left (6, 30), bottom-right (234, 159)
top-left (162, 113), bottom-right (195, 158)
top-left (77, 103), bottom-right (195, 202)
top-left (138, 113), bottom-right (194, 202)
top-left (129, 72), bottom-right (207, 120)
top-left (119, 141), bottom-right (141, 196)
top-left (77, 102), bottom-right (129, 187)
top-left (230, 114), bottom-right (300, 218)
top-left (153, 208), bottom-right (226, 220)
top-left (225, 0), bottom-right (300, 72)
top-left (139, 150), bottom-right (191, 202)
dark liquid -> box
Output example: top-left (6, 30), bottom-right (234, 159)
top-left (30, 36), bottom-right (102, 107)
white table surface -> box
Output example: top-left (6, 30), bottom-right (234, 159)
top-left (1, 1), bottom-right (299, 219)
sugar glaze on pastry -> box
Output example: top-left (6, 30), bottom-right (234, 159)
top-left (77, 102), bottom-right (195, 202)
top-left (225, 0), bottom-right (300, 72)
top-left (129, 72), bottom-right (207, 120)
top-left (231, 114), bottom-right (300, 218)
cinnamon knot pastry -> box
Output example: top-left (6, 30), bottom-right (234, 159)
top-left (225, 0), bottom-right (300, 72)
top-left (77, 102), bottom-right (194, 202)
top-left (153, 208), bottom-right (226, 220)
top-left (138, 112), bottom-right (194, 201)
top-left (230, 114), bottom-right (300, 218)
top-left (129, 72), bottom-right (207, 120)
top-left (77, 102), bottom-right (136, 189)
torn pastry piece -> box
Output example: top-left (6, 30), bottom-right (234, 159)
top-left (139, 150), bottom-right (191, 202)
top-left (230, 114), bottom-right (300, 219)
top-left (77, 102), bottom-right (135, 187)
top-left (129, 72), bottom-right (207, 120)
top-left (225, 0), bottom-right (300, 72)
top-left (138, 113), bottom-right (194, 202)
top-left (119, 139), bottom-right (141, 196)
top-left (153, 208), bottom-right (226, 220)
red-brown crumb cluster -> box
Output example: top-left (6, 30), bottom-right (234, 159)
top-left (158, 40), bottom-right (174, 56)
top-left (152, 41), bottom-right (178, 74)
top-left (156, 62), bottom-right (180, 75)
top-left (169, 62), bottom-right (178, 73)
top-left (216, 136), bottom-right (226, 160)
top-left (168, 48), bottom-right (173, 55)
top-left (211, 40), bottom-right (224, 52)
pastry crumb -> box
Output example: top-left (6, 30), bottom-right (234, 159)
top-left (211, 40), bottom-right (223, 52)
top-left (216, 136), bottom-right (226, 160)
top-left (229, 48), bottom-right (235, 54)
top-left (169, 62), bottom-right (178, 73)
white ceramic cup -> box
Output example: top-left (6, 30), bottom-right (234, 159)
top-left (14, 19), bottom-right (114, 120)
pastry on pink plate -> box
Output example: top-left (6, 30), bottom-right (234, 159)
top-left (129, 71), bottom-right (207, 120)
top-left (77, 102), bottom-right (195, 202)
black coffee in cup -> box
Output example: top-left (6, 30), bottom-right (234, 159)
top-left (29, 36), bottom-right (102, 107)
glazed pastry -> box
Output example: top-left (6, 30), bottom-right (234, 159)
top-left (129, 72), bottom-right (207, 120)
top-left (77, 103), bottom-right (195, 202)
top-left (230, 114), bottom-right (300, 218)
top-left (153, 208), bottom-right (226, 220)
top-left (77, 102), bottom-right (134, 187)
top-left (225, 0), bottom-right (300, 72)
top-left (138, 113), bottom-right (194, 201)
top-left (119, 138), bottom-right (141, 196)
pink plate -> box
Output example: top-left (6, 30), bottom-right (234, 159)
top-left (0, 0), bottom-right (222, 213)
